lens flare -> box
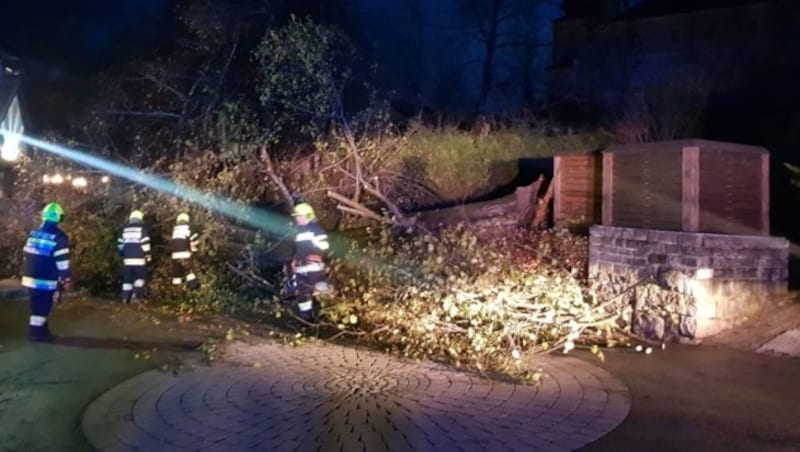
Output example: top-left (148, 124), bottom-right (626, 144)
top-left (1, 131), bottom-right (21, 161)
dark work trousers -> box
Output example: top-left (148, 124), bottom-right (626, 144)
top-left (171, 259), bottom-right (199, 289)
top-left (29, 288), bottom-right (56, 340)
top-left (292, 270), bottom-right (325, 321)
top-left (122, 265), bottom-right (147, 302)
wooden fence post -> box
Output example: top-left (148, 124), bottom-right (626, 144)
top-left (602, 152), bottom-right (614, 225)
top-left (681, 146), bottom-right (700, 232)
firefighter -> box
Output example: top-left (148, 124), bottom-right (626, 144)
top-left (21, 202), bottom-right (71, 342)
top-left (117, 210), bottom-right (151, 303)
top-left (169, 212), bottom-right (199, 289)
top-left (288, 202), bottom-right (330, 321)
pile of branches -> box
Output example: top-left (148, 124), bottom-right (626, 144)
top-left (294, 224), bottom-right (635, 379)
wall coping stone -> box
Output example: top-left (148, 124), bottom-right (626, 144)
top-left (590, 225), bottom-right (789, 249)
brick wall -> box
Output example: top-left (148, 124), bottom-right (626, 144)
top-left (589, 225), bottom-right (789, 337)
top-left (589, 225), bottom-right (788, 280)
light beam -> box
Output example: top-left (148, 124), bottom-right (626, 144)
top-left (19, 134), bottom-right (294, 237)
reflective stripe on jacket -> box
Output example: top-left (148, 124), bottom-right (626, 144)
top-left (118, 220), bottom-right (151, 263)
top-left (294, 221), bottom-right (329, 267)
top-left (22, 221), bottom-right (70, 289)
top-left (169, 223), bottom-right (198, 259)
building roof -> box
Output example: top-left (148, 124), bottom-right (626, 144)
top-left (615, 0), bottom-right (770, 20)
top-left (602, 139), bottom-right (768, 154)
top-left (556, 0), bottom-right (770, 23)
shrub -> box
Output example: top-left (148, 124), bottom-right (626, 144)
top-left (5, 150), bottom-right (277, 311)
top-left (0, 199), bottom-right (39, 278)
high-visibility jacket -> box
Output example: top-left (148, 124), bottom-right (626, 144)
top-left (117, 219), bottom-right (151, 266)
top-left (293, 221), bottom-right (329, 273)
top-left (169, 223), bottom-right (198, 259)
top-left (21, 221), bottom-right (71, 290)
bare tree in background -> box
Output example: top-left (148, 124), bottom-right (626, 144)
top-left (78, 0), bottom-right (277, 162)
top-left (451, 0), bottom-right (555, 113)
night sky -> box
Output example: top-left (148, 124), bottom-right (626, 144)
top-left (0, 0), bottom-right (569, 130)
top-left (1, 0), bottom-right (563, 105)
top-left (0, 0), bottom-right (174, 72)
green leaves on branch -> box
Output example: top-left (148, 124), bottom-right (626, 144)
top-left (255, 15), bottom-right (356, 142)
top-left (320, 225), bottom-right (621, 379)
top-left (214, 102), bottom-right (260, 164)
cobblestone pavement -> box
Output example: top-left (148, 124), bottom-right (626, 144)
top-left (83, 341), bottom-right (630, 451)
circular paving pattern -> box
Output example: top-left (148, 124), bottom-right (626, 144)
top-left (83, 341), bottom-right (630, 451)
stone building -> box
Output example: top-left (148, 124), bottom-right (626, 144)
top-left (549, 0), bottom-right (800, 114)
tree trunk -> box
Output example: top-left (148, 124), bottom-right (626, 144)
top-left (516, 175), bottom-right (544, 227)
top-left (532, 178), bottom-right (555, 229)
top-left (477, 0), bottom-right (503, 113)
top-left (259, 146), bottom-right (294, 206)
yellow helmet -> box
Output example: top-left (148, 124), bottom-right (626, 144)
top-left (129, 210), bottom-right (144, 221)
top-left (176, 212), bottom-right (190, 223)
top-left (292, 202), bottom-right (315, 219)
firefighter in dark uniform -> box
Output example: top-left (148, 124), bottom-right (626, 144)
top-left (21, 202), bottom-right (71, 342)
top-left (288, 202), bottom-right (330, 321)
top-left (170, 212), bottom-right (199, 289)
top-left (117, 210), bottom-right (151, 303)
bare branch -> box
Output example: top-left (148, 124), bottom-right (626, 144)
top-left (327, 190), bottom-right (386, 220)
top-left (335, 167), bottom-right (406, 221)
top-left (336, 205), bottom-right (388, 223)
top-left (102, 110), bottom-right (182, 119)
top-left (259, 145), bottom-right (294, 206)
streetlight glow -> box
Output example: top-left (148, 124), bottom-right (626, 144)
top-left (72, 177), bottom-right (88, 188)
top-left (1, 131), bottom-right (21, 161)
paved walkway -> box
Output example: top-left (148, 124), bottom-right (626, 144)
top-left (83, 340), bottom-right (629, 451)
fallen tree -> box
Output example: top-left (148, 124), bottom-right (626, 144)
top-left (408, 175), bottom-right (555, 231)
top-left (253, 223), bottom-right (642, 379)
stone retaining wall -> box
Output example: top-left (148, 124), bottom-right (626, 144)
top-left (589, 225), bottom-right (789, 338)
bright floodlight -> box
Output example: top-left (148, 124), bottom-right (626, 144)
top-left (1, 131), bottom-right (21, 161)
top-left (51, 173), bottom-right (64, 184)
top-left (695, 268), bottom-right (714, 280)
top-left (72, 177), bottom-right (88, 188)
top-left (101, 175), bottom-right (110, 183)
top-left (42, 174), bottom-right (50, 184)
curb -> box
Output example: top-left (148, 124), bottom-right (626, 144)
top-left (0, 277), bottom-right (24, 299)
top-left (0, 285), bottom-right (26, 299)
